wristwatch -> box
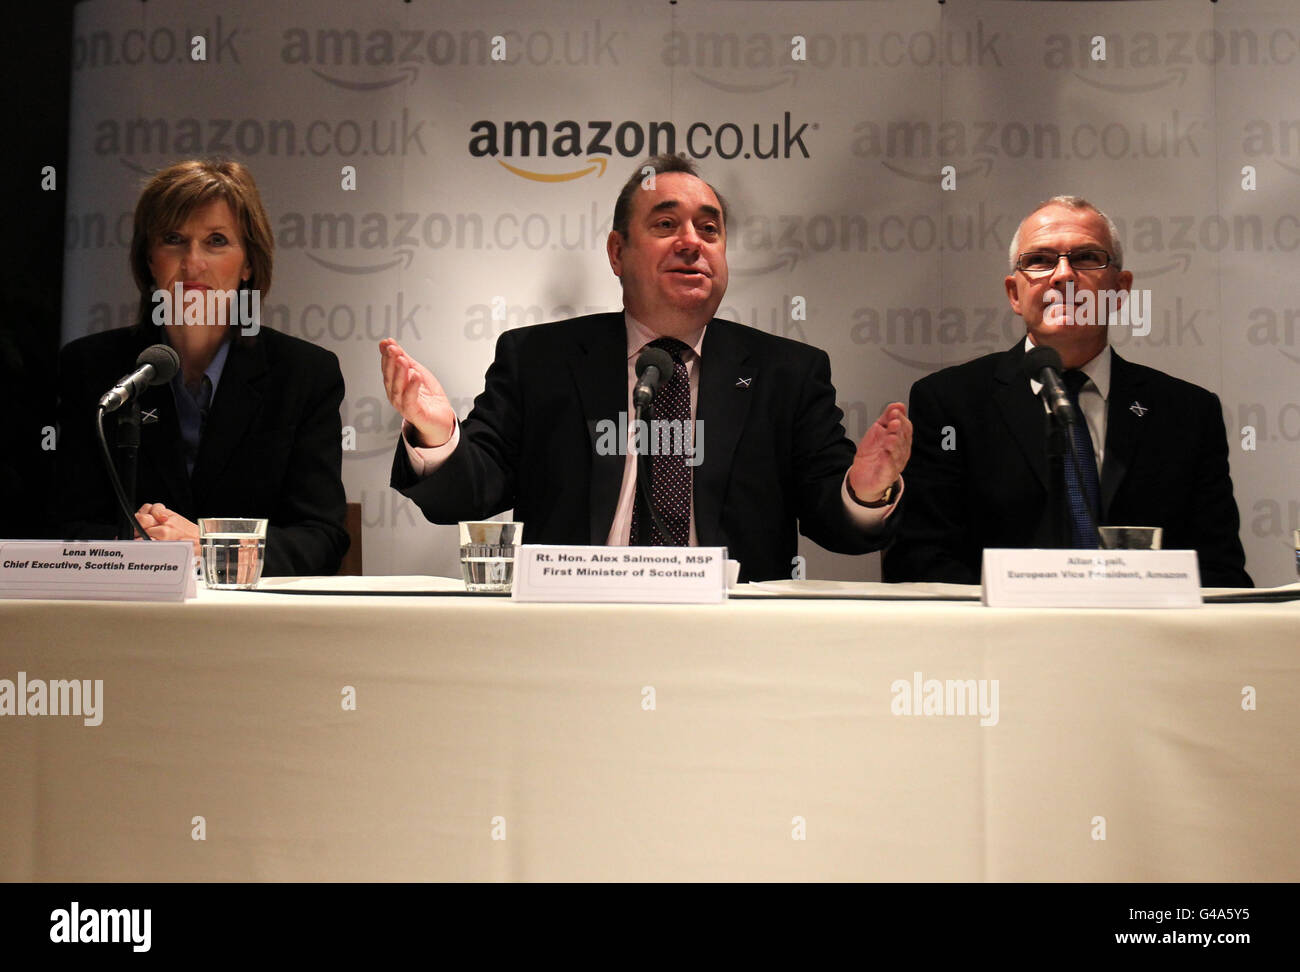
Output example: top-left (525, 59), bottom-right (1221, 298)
top-left (848, 479), bottom-right (896, 509)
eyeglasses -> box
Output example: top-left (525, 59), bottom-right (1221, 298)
top-left (1014, 248), bottom-right (1112, 275)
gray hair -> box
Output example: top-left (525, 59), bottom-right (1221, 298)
top-left (1008, 195), bottom-right (1124, 271)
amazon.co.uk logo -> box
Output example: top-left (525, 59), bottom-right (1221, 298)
top-left (1044, 27), bottom-right (1299, 92)
top-left (468, 114), bottom-right (815, 182)
top-left (658, 22), bottom-right (1005, 79)
top-left (853, 113), bottom-right (1207, 186)
top-left (283, 22), bottom-right (622, 89)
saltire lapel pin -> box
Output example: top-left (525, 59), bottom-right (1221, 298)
top-left (735, 377), bottom-right (753, 388)
top-left (1129, 401), bottom-right (1148, 417)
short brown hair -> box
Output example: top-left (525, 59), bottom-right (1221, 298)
top-left (130, 159), bottom-right (274, 305)
top-left (611, 153), bottom-right (729, 239)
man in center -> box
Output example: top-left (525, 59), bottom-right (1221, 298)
top-left (380, 154), bottom-right (911, 582)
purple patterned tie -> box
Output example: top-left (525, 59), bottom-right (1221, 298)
top-left (631, 337), bottom-right (692, 546)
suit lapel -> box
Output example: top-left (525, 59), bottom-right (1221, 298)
top-left (192, 336), bottom-right (267, 507)
top-left (1100, 350), bottom-right (1147, 516)
top-left (568, 315), bottom-right (629, 544)
top-left (992, 341), bottom-right (1049, 491)
top-left (693, 319), bottom-right (754, 546)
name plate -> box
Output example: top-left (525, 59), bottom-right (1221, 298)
top-left (0, 541), bottom-right (196, 602)
top-left (513, 545), bottom-right (727, 603)
top-left (981, 548), bottom-right (1201, 608)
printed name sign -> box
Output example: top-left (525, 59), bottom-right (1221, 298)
top-left (513, 545), bottom-right (727, 603)
top-left (0, 541), bottom-right (195, 602)
top-left (981, 548), bottom-right (1202, 608)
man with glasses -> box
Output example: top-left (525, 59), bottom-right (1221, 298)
top-left (883, 195), bottom-right (1251, 587)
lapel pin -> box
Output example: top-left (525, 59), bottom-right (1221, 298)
top-left (735, 377), bottom-right (753, 388)
top-left (141, 409), bottom-right (159, 424)
top-left (1129, 401), bottom-right (1148, 417)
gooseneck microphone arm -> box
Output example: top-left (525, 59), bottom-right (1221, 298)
top-left (96, 404), bottom-right (151, 541)
top-left (92, 344), bottom-right (181, 542)
top-left (632, 348), bottom-right (677, 545)
top-left (1022, 346), bottom-right (1102, 548)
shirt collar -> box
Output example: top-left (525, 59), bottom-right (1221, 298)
top-left (624, 311), bottom-right (707, 362)
top-left (206, 336), bottom-right (232, 397)
top-left (1024, 335), bottom-right (1111, 400)
top-left (169, 333), bottom-right (233, 399)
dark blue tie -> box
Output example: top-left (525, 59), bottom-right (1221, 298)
top-left (1062, 369), bottom-right (1101, 548)
top-left (182, 374), bottom-right (212, 477)
top-left (631, 337), bottom-right (692, 546)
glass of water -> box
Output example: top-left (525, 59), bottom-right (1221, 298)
top-left (198, 518), bottom-right (268, 590)
top-left (459, 520), bottom-right (522, 592)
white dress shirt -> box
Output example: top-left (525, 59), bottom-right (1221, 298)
top-left (403, 312), bottom-right (902, 541)
top-left (1025, 336), bottom-right (1110, 473)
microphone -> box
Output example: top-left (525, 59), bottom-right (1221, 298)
top-left (1021, 345), bottom-right (1077, 427)
top-left (1024, 345), bottom-right (1101, 547)
top-left (633, 347), bottom-right (676, 408)
top-left (631, 346), bottom-right (677, 545)
top-left (98, 344), bottom-right (180, 414)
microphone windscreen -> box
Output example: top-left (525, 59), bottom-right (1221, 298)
top-left (1022, 345), bottom-right (1063, 380)
top-left (137, 344), bottom-right (181, 385)
top-left (634, 347), bottom-right (675, 383)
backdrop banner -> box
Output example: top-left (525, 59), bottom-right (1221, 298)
top-left (62, 0), bottom-right (1300, 584)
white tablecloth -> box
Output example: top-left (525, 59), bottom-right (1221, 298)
top-left (2, 581), bottom-right (1297, 881)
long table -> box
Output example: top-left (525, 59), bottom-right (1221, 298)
top-left (2, 581), bottom-right (1298, 881)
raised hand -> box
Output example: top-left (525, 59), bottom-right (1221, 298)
top-left (848, 402), bottom-right (912, 502)
top-left (379, 338), bottom-right (458, 447)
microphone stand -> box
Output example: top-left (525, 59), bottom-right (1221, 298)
top-left (1046, 414), bottom-right (1068, 548)
top-left (115, 401), bottom-right (141, 540)
top-left (95, 403), bottom-right (150, 542)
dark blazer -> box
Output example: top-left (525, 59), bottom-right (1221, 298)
top-left (391, 313), bottom-right (897, 582)
top-left (882, 340), bottom-right (1252, 587)
top-left (56, 325), bottom-right (349, 576)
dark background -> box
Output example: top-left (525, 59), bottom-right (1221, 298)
top-left (2, 0), bottom-right (80, 539)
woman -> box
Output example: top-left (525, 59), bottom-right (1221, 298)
top-left (57, 159), bottom-right (349, 576)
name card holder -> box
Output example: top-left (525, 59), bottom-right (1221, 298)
top-left (0, 541), bottom-right (196, 602)
top-left (513, 545), bottom-right (727, 603)
top-left (981, 548), bottom-right (1202, 608)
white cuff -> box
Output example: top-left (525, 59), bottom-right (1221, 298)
top-left (402, 420), bottom-right (460, 477)
top-left (841, 475), bottom-right (903, 528)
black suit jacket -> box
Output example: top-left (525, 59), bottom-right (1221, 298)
top-left (391, 313), bottom-right (897, 582)
top-left (882, 340), bottom-right (1251, 587)
top-left (56, 325), bottom-right (349, 576)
